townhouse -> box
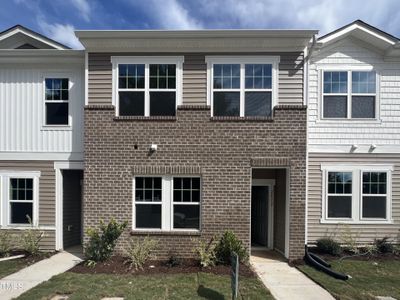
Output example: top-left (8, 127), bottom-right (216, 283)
top-left (0, 20), bottom-right (398, 261)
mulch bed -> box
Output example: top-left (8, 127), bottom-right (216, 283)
top-left (308, 248), bottom-right (400, 262)
top-left (70, 256), bottom-right (256, 278)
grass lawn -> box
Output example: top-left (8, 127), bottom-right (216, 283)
top-left (298, 258), bottom-right (400, 300)
top-left (16, 272), bottom-right (273, 300)
top-left (0, 259), bottom-right (31, 278)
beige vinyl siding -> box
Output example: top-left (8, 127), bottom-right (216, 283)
top-left (0, 161), bottom-right (55, 226)
top-left (0, 161), bottom-right (56, 250)
top-left (88, 52), bottom-right (304, 106)
top-left (308, 153), bottom-right (400, 244)
top-left (0, 229), bottom-right (55, 251)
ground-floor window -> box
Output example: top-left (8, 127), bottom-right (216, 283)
top-left (0, 171), bottom-right (40, 227)
top-left (321, 165), bottom-right (392, 223)
top-left (133, 176), bottom-right (201, 231)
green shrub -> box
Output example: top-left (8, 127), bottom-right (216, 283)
top-left (124, 236), bottom-right (158, 270)
top-left (21, 216), bottom-right (44, 256)
top-left (374, 237), bottom-right (394, 254)
top-left (0, 231), bottom-right (12, 257)
top-left (84, 219), bottom-right (127, 264)
top-left (192, 237), bottom-right (217, 268)
top-left (316, 237), bottom-right (342, 256)
top-left (215, 231), bottom-right (248, 264)
top-left (166, 252), bottom-right (181, 268)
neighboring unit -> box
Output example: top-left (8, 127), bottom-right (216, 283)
top-left (307, 20), bottom-right (400, 245)
top-left (0, 25), bottom-right (84, 250)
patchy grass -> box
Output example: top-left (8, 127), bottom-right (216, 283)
top-left (0, 259), bottom-right (30, 278)
top-left (298, 258), bottom-right (400, 300)
top-left (0, 254), bottom-right (49, 279)
top-left (16, 272), bottom-right (272, 300)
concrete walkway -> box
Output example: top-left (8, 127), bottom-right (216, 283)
top-left (251, 250), bottom-right (334, 300)
top-left (0, 249), bottom-right (83, 300)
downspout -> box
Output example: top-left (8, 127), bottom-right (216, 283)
top-left (304, 35), bottom-right (317, 248)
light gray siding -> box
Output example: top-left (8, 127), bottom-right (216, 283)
top-left (88, 52), bottom-right (304, 106)
top-left (307, 153), bottom-right (400, 244)
top-left (308, 38), bottom-right (400, 150)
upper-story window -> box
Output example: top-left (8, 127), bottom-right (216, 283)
top-left (206, 56), bottom-right (279, 117)
top-left (322, 70), bottom-right (377, 119)
top-left (111, 57), bottom-right (183, 117)
top-left (45, 78), bottom-right (69, 125)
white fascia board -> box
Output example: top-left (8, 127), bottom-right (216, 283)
top-left (319, 24), bottom-right (396, 46)
top-left (0, 50), bottom-right (84, 64)
top-left (0, 28), bottom-right (66, 50)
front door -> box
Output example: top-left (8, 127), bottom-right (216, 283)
top-left (251, 185), bottom-right (269, 247)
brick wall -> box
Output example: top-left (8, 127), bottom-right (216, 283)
top-left (83, 105), bottom-right (307, 260)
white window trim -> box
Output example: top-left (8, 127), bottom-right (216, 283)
top-left (319, 66), bottom-right (380, 121)
top-left (0, 171), bottom-right (40, 228)
top-left (132, 175), bottom-right (201, 232)
top-left (205, 56), bottom-right (280, 117)
top-left (42, 74), bottom-right (73, 130)
top-left (111, 56), bottom-right (184, 117)
top-left (320, 164), bottom-right (393, 224)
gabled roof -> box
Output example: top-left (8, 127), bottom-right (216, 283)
top-left (0, 25), bottom-right (70, 50)
top-left (317, 20), bottom-right (399, 54)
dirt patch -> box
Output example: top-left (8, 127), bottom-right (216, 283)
top-left (69, 256), bottom-right (256, 278)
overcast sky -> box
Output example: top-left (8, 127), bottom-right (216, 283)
top-left (1, 0), bottom-right (399, 49)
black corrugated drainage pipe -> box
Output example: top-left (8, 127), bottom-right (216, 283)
top-left (304, 245), bottom-right (349, 280)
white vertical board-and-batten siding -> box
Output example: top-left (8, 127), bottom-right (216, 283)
top-left (308, 38), bottom-right (400, 151)
top-left (0, 64), bottom-right (84, 160)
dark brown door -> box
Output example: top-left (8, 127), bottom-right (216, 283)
top-left (251, 186), bottom-right (269, 246)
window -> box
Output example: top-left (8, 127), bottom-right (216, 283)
top-left (133, 176), bottom-right (201, 231)
top-left (45, 78), bottom-right (69, 125)
top-left (206, 56), bottom-right (279, 117)
top-left (327, 172), bottom-right (352, 218)
top-left (112, 57), bottom-right (183, 117)
top-left (322, 165), bottom-right (392, 223)
top-left (362, 172), bottom-right (387, 219)
top-left (9, 178), bottom-right (34, 224)
top-left (0, 171), bottom-right (40, 227)
top-left (173, 177), bottom-right (200, 229)
top-left (322, 70), bottom-right (377, 119)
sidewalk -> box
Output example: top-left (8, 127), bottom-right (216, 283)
top-left (251, 250), bottom-right (334, 300)
top-left (0, 249), bottom-right (83, 300)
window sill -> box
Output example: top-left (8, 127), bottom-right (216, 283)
top-left (41, 125), bottom-right (72, 131)
top-left (130, 230), bottom-right (201, 236)
top-left (0, 225), bottom-right (55, 230)
top-left (210, 116), bottom-right (273, 122)
top-left (315, 118), bottom-right (382, 125)
top-left (320, 218), bottom-right (393, 225)
top-left (114, 116), bottom-right (176, 122)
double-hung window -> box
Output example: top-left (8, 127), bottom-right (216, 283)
top-left (45, 78), bottom-right (69, 125)
top-left (133, 176), bottom-right (201, 231)
top-left (206, 56), bottom-right (279, 117)
top-left (0, 171), bottom-right (40, 227)
top-left (322, 165), bottom-right (392, 223)
top-left (112, 57), bottom-right (183, 117)
top-left (322, 70), bottom-right (377, 119)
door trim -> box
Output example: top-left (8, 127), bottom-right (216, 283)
top-left (54, 161), bottom-right (84, 251)
top-left (251, 179), bottom-right (275, 249)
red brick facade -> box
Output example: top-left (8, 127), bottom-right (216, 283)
top-left (83, 105), bottom-right (307, 260)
